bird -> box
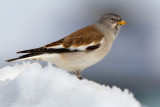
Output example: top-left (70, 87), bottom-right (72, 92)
top-left (7, 13), bottom-right (127, 79)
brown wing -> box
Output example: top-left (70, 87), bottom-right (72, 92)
top-left (45, 25), bottom-right (104, 48)
top-left (17, 25), bottom-right (104, 54)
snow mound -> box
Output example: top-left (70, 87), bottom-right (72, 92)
top-left (0, 62), bottom-right (141, 107)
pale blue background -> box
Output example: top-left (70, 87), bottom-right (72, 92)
top-left (0, 0), bottom-right (160, 106)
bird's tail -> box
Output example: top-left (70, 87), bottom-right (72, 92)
top-left (6, 53), bottom-right (43, 62)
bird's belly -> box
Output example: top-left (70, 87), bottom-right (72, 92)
top-left (53, 42), bottom-right (113, 72)
top-left (40, 37), bottom-right (114, 72)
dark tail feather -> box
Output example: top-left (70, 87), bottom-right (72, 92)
top-left (6, 53), bottom-right (43, 62)
top-left (6, 58), bottom-right (22, 62)
top-left (17, 47), bottom-right (45, 53)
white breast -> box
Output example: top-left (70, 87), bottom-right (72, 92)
top-left (52, 35), bottom-right (115, 72)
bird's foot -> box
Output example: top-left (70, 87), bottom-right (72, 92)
top-left (78, 77), bottom-right (82, 80)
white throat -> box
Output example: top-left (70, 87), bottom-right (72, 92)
top-left (95, 23), bottom-right (119, 40)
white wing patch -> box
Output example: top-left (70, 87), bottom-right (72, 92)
top-left (69, 42), bottom-right (95, 51)
top-left (47, 39), bottom-right (103, 51)
top-left (47, 45), bottom-right (64, 49)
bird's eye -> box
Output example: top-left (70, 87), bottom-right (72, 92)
top-left (110, 18), bottom-right (115, 21)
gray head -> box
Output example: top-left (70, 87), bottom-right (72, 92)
top-left (96, 13), bottom-right (127, 35)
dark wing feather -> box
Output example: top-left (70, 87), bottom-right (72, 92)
top-left (17, 47), bottom-right (79, 54)
top-left (17, 25), bottom-right (103, 54)
top-left (6, 53), bottom-right (42, 62)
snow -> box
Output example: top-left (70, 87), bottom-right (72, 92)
top-left (0, 62), bottom-right (141, 107)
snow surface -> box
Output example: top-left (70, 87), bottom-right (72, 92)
top-left (0, 62), bottom-right (141, 107)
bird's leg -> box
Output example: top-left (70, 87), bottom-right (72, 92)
top-left (74, 70), bottom-right (82, 80)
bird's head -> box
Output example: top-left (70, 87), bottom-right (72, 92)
top-left (97, 13), bottom-right (127, 30)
